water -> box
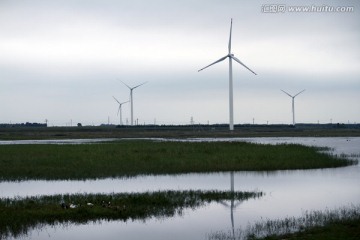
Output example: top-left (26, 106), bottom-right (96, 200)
top-left (0, 138), bottom-right (116, 145)
top-left (1, 137), bottom-right (360, 239)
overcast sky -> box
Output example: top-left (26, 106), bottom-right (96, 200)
top-left (1, 0), bottom-right (359, 126)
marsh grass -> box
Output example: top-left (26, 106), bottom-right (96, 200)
top-left (0, 141), bottom-right (356, 180)
top-left (208, 205), bottom-right (360, 240)
top-left (0, 190), bottom-right (262, 239)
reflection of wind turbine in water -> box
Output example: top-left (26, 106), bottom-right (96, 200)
top-left (220, 172), bottom-right (242, 240)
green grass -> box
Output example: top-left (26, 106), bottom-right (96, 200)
top-left (208, 205), bottom-right (360, 240)
top-left (0, 141), bottom-right (355, 180)
top-left (0, 190), bottom-right (262, 239)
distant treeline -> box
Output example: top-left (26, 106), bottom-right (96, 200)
top-left (0, 123), bottom-right (47, 128)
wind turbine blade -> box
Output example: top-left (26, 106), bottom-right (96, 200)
top-left (121, 100), bottom-right (129, 105)
top-left (198, 55), bottom-right (228, 72)
top-left (117, 106), bottom-right (120, 116)
top-left (228, 18), bottom-right (232, 54)
top-left (119, 80), bottom-right (131, 90)
top-left (112, 96), bottom-right (120, 104)
top-left (231, 56), bottom-right (257, 75)
top-left (233, 202), bottom-right (242, 208)
top-left (281, 89), bottom-right (293, 97)
top-left (133, 81), bottom-right (148, 90)
top-left (294, 89), bottom-right (306, 97)
top-left (219, 201), bottom-right (230, 208)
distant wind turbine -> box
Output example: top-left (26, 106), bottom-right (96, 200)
top-left (113, 96), bottom-right (129, 125)
top-left (120, 81), bottom-right (147, 126)
top-left (281, 89), bottom-right (305, 126)
top-left (198, 18), bottom-right (257, 131)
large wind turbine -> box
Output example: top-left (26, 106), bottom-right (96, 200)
top-left (198, 18), bottom-right (257, 131)
top-left (120, 81), bottom-right (147, 126)
top-left (281, 89), bottom-right (305, 126)
top-left (113, 96), bottom-right (129, 125)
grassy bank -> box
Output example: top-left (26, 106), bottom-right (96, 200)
top-left (0, 141), bottom-right (355, 180)
top-left (208, 205), bottom-right (360, 240)
top-left (0, 190), bottom-right (262, 239)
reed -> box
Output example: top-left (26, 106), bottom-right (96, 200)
top-left (0, 190), bottom-right (262, 239)
top-left (0, 141), bottom-right (355, 180)
top-left (208, 204), bottom-right (360, 240)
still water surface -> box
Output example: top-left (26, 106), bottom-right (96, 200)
top-left (1, 137), bottom-right (360, 239)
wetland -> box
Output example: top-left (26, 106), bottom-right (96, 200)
top-left (0, 131), bottom-right (359, 239)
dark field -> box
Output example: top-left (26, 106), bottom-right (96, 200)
top-left (1, 124), bottom-right (360, 140)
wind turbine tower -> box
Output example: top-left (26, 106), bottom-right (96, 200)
top-left (113, 96), bottom-right (129, 125)
top-left (120, 81), bottom-right (147, 126)
top-left (198, 18), bottom-right (257, 131)
top-left (281, 89), bottom-right (305, 126)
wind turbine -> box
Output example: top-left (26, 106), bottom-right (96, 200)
top-left (120, 81), bottom-right (147, 126)
top-left (112, 96), bottom-right (129, 125)
top-left (198, 18), bottom-right (257, 131)
top-left (281, 89), bottom-right (305, 126)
